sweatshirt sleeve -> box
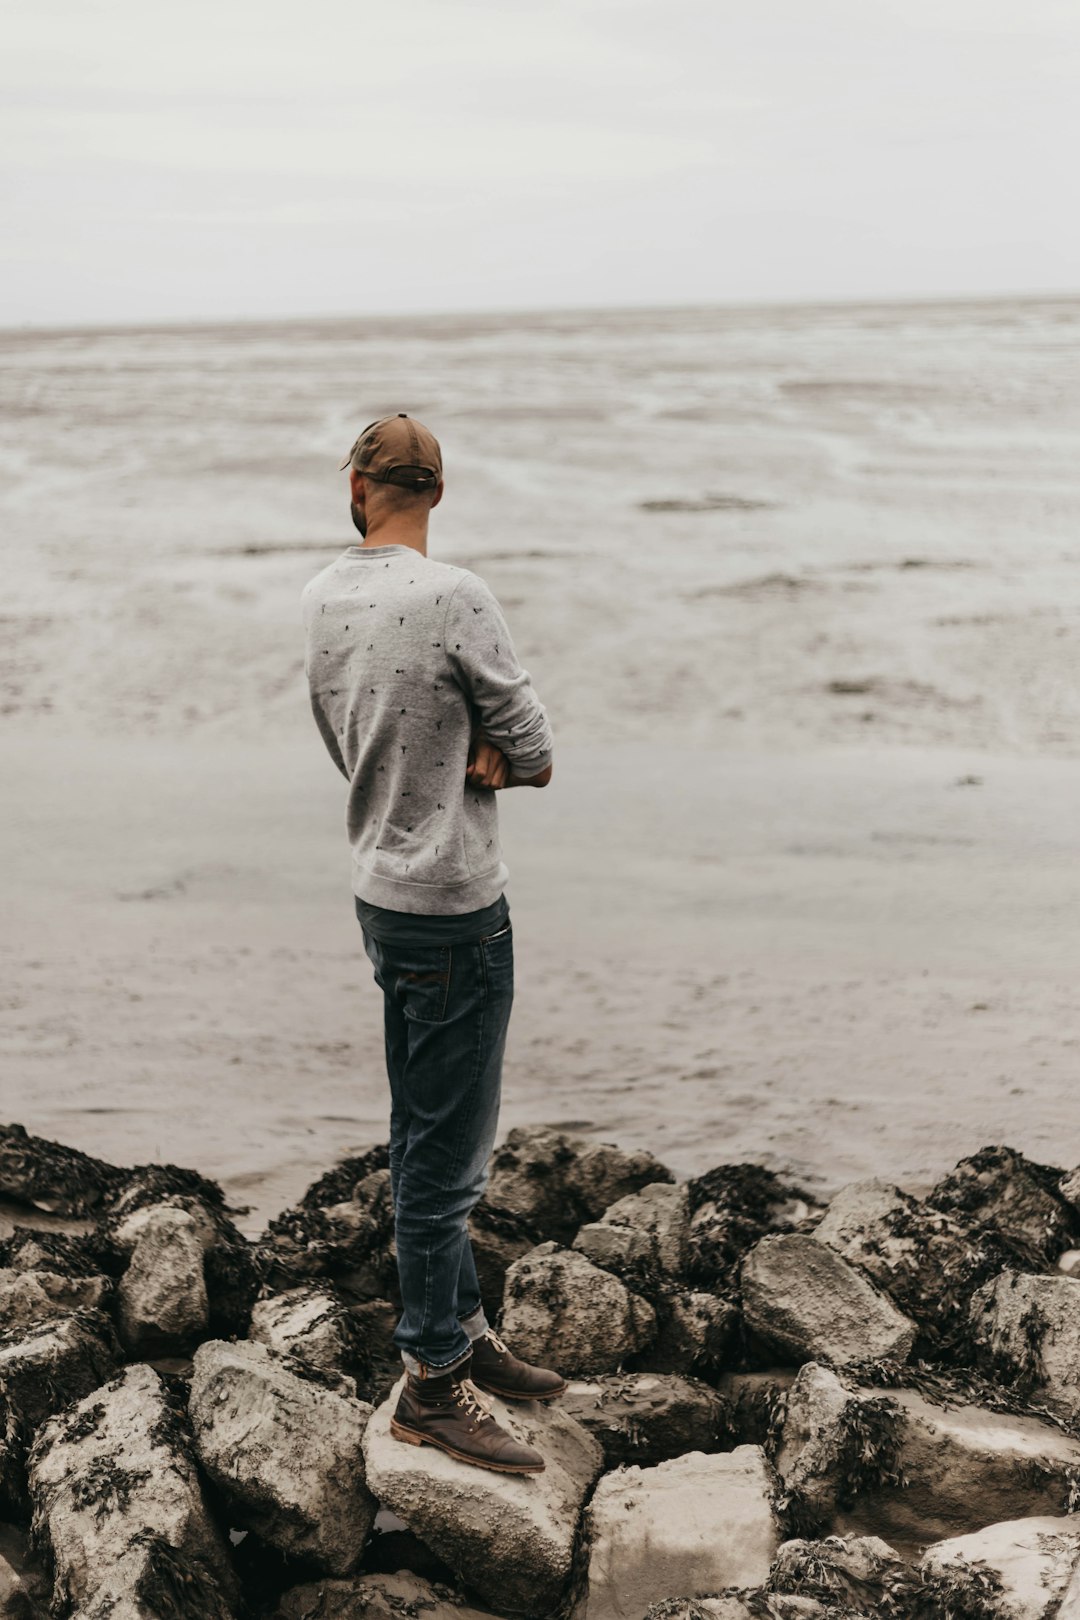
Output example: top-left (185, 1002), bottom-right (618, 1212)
top-left (300, 577), bottom-right (350, 782)
top-left (444, 571), bottom-right (554, 776)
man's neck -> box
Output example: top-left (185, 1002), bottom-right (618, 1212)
top-left (356, 520), bottom-right (429, 557)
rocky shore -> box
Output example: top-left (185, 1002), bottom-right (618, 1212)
top-left (4, 1122), bottom-right (1080, 1618)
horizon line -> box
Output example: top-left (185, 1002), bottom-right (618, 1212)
top-left (3, 284), bottom-right (1078, 342)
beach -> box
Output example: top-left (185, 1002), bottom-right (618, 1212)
top-left (2, 297), bottom-right (1079, 1236)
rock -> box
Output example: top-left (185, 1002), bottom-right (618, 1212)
top-left (644, 1600), bottom-right (871, 1620)
top-left (484, 1126), bottom-right (673, 1246)
top-left (581, 1446), bottom-right (782, 1620)
top-left (1057, 1250), bottom-right (1080, 1278)
top-left (718, 1370), bottom-right (796, 1448)
top-left (971, 1270), bottom-right (1080, 1421)
top-left (930, 1146), bottom-right (1079, 1269)
top-left (0, 1269), bottom-right (110, 1333)
top-left (256, 1168), bottom-right (394, 1299)
top-left (0, 1309), bottom-right (122, 1516)
top-left (1059, 1557), bottom-right (1080, 1618)
top-left (272, 1569), bottom-right (502, 1620)
top-left (289, 1144), bottom-right (390, 1212)
top-left (249, 1282), bottom-right (365, 1378)
top-left (775, 1360), bottom-right (1080, 1545)
top-left (741, 1234), bottom-right (916, 1368)
top-left (499, 1243), bottom-right (657, 1376)
top-left (100, 1183), bottom-right (261, 1341)
top-left (363, 1371), bottom-right (603, 1619)
top-left (642, 1290), bottom-right (737, 1379)
top-left (560, 1372), bottom-right (727, 1466)
top-left (685, 1164), bottom-right (822, 1294)
top-left (919, 1515), bottom-right (1080, 1619)
top-left (571, 1142), bottom-right (675, 1223)
top-left (573, 1183), bottom-right (691, 1287)
top-left (467, 1200), bottom-right (538, 1311)
top-left (768, 1533), bottom-right (911, 1611)
top-left (116, 1206), bottom-right (209, 1356)
top-left (110, 1197), bottom-right (219, 1257)
top-left (188, 1338), bottom-right (375, 1576)
top-left (812, 1177), bottom-right (1002, 1343)
top-left (346, 1298), bottom-right (403, 1404)
top-left (1060, 1168), bottom-right (1080, 1216)
top-left (772, 1364), bottom-right (866, 1531)
top-left (0, 1228), bottom-right (105, 1284)
top-left (0, 1521), bottom-right (51, 1620)
top-left (26, 1361), bottom-right (237, 1617)
top-left (0, 1125), bottom-right (124, 1217)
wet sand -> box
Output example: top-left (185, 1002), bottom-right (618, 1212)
top-left (5, 731), bottom-right (1080, 1237)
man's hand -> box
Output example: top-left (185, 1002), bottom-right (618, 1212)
top-left (466, 733), bottom-right (511, 790)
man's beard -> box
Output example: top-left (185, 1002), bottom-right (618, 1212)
top-left (350, 502), bottom-right (367, 538)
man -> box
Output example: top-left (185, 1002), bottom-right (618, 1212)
top-left (300, 413), bottom-right (565, 1476)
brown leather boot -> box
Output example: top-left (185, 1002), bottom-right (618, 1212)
top-left (390, 1356), bottom-right (545, 1474)
top-left (467, 1327), bottom-right (568, 1402)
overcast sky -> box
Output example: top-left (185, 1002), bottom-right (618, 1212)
top-left (3, 0), bottom-right (1077, 327)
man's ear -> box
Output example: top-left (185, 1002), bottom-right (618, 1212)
top-left (349, 468), bottom-right (365, 504)
top-left (430, 477), bottom-right (445, 510)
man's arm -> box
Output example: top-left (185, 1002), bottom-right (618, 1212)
top-left (466, 709), bottom-right (552, 789)
top-left (448, 573), bottom-right (554, 782)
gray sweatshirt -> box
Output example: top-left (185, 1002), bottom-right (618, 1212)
top-left (301, 542), bottom-right (554, 913)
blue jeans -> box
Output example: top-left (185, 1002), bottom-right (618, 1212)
top-left (359, 913), bottom-right (514, 1374)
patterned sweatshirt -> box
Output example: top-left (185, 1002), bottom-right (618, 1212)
top-left (300, 542), bottom-right (554, 913)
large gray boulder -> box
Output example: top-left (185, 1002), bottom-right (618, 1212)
top-left (560, 1372), bottom-right (727, 1467)
top-left (741, 1233), bottom-right (916, 1367)
top-left (0, 1309), bottom-right (122, 1515)
top-left (116, 1205), bottom-right (209, 1356)
top-left (971, 1271), bottom-right (1080, 1421)
top-left (188, 1338), bottom-right (376, 1576)
top-left (27, 1362), bottom-right (237, 1618)
top-left (573, 1183), bottom-right (690, 1286)
top-left (362, 1371), bottom-right (603, 1619)
top-left (248, 1282), bottom-right (363, 1376)
top-left (581, 1446), bottom-right (781, 1620)
top-left (500, 1243), bottom-right (657, 1376)
top-left (775, 1360), bottom-right (1080, 1545)
top-left (272, 1570), bottom-right (502, 1620)
top-left (919, 1516), bottom-right (1080, 1619)
top-left (812, 1177), bottom-right (999, 1343)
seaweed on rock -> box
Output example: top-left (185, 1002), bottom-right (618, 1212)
top-left (0, 1123), bottom-right (127, 1217)
top-left (295, 1144), bottom-right (390, 1211)
top-left (904, 1558), bottom-right (1006, 1620)
top-left (125, 1526), bottom-right (236, 1620)
top-left (685, 1163), bottom-right (819, 1295)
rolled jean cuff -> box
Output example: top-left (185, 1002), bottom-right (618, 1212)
top-left (401, 1342), bottom-right (474, 1378)
top-left (459, 1303), bottom-right (490, 1342)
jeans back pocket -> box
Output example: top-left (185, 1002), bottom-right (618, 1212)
top-left (390, 944), bottom-right (454, 1024)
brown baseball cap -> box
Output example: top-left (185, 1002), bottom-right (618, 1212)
top-left (339, 412), bottom-right (443, 491)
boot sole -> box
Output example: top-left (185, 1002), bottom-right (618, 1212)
top-left (470, 1378), bottom-right (568, 1403)
top-left (389, 1417), bottom-right (545, 1474)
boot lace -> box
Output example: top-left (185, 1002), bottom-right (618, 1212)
top-left (481, 1328), bottom-right (510, 1356)
top-left (454, 1376), bottom-right (495, 1428)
